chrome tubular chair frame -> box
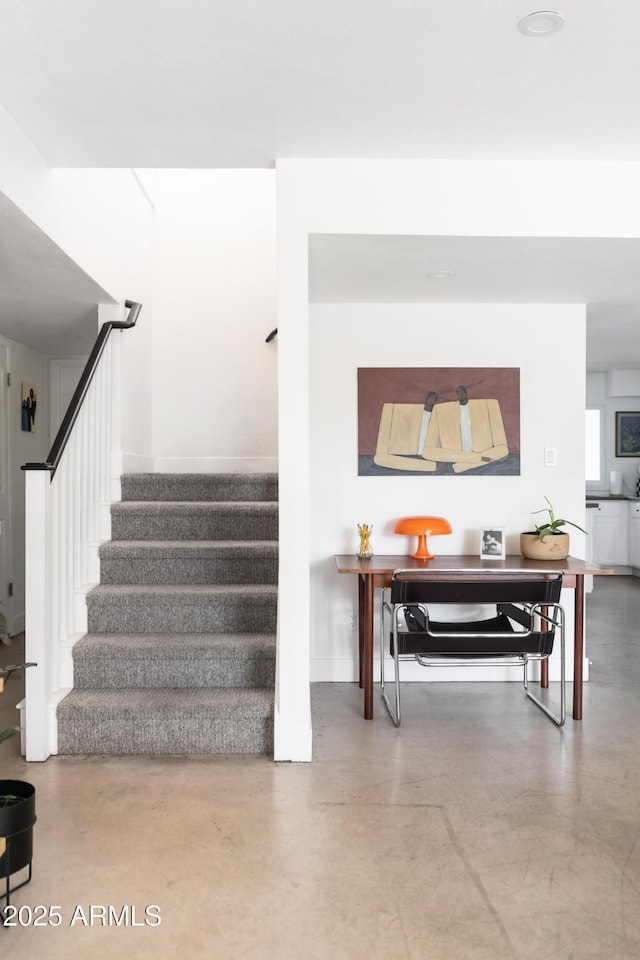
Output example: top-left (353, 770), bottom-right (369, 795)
top-left (380, 570), bottom-right (565, 728)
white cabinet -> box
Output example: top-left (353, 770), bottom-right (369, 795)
top-left (587, 499), bottom-right (629, 565)
top-left (629, 502), bottom-right (640, 567)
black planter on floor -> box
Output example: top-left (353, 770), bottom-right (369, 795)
top-left (0, 780), bottom-right (36, 911)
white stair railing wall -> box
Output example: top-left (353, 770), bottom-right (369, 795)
top-left (23, 301), bottom-right (140, 761)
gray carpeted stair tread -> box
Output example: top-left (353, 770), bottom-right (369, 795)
top-left (112, 502), bottom-right (278, 515)
top-left (111, 501), bottom-right (278, 541)
top-left (74, 632), bottom-right (276, 656)
top-left (99, 540), bottom-right (279, 585)
top-left (59, 687), bottom-right (274, 715)
top-left (88, 584), bottom-right (278, 598)
top-left (102, 561), bottom-right (277, 585)
top-left (87, 584), bottom-right (277, 634)
top-left (73, 633), bottom-right (275, 689)
top-left (57, 688), bottom-right (274, 755)
top-left (100, 540), bottom-right (278, 558)
top-left (121, 473), bottom-right (278, 503)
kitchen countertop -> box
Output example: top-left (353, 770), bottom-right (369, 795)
top-left (586, 495), bottom-right (639, 501)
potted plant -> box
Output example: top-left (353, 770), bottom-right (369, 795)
top-left (1, 662), bottom-right (37, 913)
top-left (520, 496), bottom-right (587, 560)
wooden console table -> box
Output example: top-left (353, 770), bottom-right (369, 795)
top-left (335, 554), bottom-right (613, 721)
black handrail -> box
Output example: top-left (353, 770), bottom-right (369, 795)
top-left (22, 300), bottom-right (142, 478)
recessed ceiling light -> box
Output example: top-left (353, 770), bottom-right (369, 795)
top-left (426, 271), bottom-right (454, 280)
top-left (518, 10), bottom-right (565, 36)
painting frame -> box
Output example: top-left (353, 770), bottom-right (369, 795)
top-left (480, 527), bottom-right (506, 560)
top-left (357, 366), bottom-right (521, 477)
top-left (21, 382), bottom-right (38, 433)
top-left (615, 411), bottom-right (640, 457)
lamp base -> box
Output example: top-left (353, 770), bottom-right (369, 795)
top-left (412, 534), bottom-right (433, 560)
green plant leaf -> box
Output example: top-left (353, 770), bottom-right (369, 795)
top-left (530, 497), bottom-right (586, 539)
top-left (0, 661), bottom-right (37, 681)
top-left (0, 793), bottom-right (20, 806)
top-left (559, 519), bottom-right (588, 534)
top-left (544, 495), bottom-right (555, 523)
top-left (0, 726), bottom-right (19, 743)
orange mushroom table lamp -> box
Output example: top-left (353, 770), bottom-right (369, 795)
top-left (394, 516), bottom-right (453, 560)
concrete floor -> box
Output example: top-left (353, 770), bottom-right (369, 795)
top-left (1, 575), bottom-right (639, 959)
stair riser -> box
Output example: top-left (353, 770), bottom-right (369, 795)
top-left (87, 595), bottom-right (277, 634)
top-left (111, 512), bottom-right (278, 542)
top-left (57, 716), bottom-right (273, 755)
top-left (100, 558), bottom-right (278, 585)
top-left (121, 474), bottom-right (278, 503)
top-left (73, 657), bottom-right (275, 689)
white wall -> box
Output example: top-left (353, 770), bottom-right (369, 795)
top-left (587, 371), bottom-right (640, 496)
top-left (6, 337), bottom-right (51, 634)
top-left (275, 157), bottom-right (640, 761)
top-left (0, 104), bottom-right (154, 467)
top-left (310, 302), bottom-right (585, 681)
top-left (49, 357), bottom-right (87, 445)
top-left (0, 105), bottom-right (151, 309)
top-left (148, 170), bottom-right (278, 472)
top-left (2, 145), bottom-right (277, 474)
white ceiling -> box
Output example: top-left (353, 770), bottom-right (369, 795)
top-left (0, 1), bottom-right (639, 364)
top-left (309, 235), bottom-right (640, 369)
top-left (2, 1), bottom-right (640, 167)
top-left (310, 235), bottom-right (640, 305)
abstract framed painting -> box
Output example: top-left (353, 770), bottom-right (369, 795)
top-left (357, 367), bottom-right (520, 477)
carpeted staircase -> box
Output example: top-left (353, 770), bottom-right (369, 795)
top-left (56, 473), bottom-right (278, 755)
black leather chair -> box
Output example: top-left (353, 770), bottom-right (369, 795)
top-left (380, 571), bottom-right (565, 726)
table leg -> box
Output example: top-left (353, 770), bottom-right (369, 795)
top-left (540, 659), bottom-right (549, 687)
top-left (358, 575), bottom-right (365, 688)
top-left (363, 574), bottom-right (374, 720)
top-left (573, 575), bottom-right (585, 720)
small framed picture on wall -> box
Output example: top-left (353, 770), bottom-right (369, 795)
top-left (480, 527), bottom-right (505, 560)
top-left (21, 382), bottom-right (37, 433)
top-left (615, 411), bottom-right (640, 456)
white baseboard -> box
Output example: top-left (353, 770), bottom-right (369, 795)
top-left (23, 689), bottom-right (69, 761)
top-left (274, 709), bottom-right (313, 761)
top-left (49, 688), bottom-right (71, 757)
top-left (152, 456), bottom-right (279, 474)
top-left (310, 659), bottom-right (360, 682)
top-left (59, 632), bottom-right (86, 689)
top-left (119, 454), bottom-right (279, 474)
top-left (310, 655), bottom-right (580, 683)
top-left (121, 453), bottom-right (155, 473)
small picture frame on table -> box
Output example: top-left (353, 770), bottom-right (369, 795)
top-left (480, 527), bottom-right (505, 560)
